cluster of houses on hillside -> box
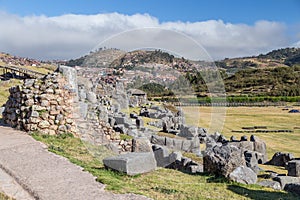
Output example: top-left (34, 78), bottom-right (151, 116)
top-left (0, 53), bottom-right (42, 67)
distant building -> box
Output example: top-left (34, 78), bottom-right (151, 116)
top-left (127, 89), bottom-right (147, 107)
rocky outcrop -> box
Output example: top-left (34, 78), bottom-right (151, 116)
top-left (2, 72), bottom-right (76, 135)
top-left (204, 143), bottom-right (246, 177)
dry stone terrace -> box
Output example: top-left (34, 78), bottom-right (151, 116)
top-left (1, 65), bottom-right (300, 197)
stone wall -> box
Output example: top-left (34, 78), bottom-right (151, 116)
top-left (2, 72), bottom-right (77, 135)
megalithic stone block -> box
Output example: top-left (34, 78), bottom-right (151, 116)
top-left (103, 152), bottom-right (157, 176)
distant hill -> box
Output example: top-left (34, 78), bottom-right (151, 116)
top-left (0, 52), bottom-right (56, 74)
top-left (65, 47), bottom-right (300, 97)
top-left (109, 49), bottom-right (196, 72)
top-left (215, 47), bottom-right (300, 74)
top-left (224, 65), bottom-right (300, 96)
top-left (66, 48), bottom-right (125, 68)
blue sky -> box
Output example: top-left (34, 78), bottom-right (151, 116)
top-left (0, 0), bottom-right (299, 60)
top-left (1, 0), bottom-right (300, 24)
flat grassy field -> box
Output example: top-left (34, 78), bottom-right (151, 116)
top-left (32, 133), bottom-right (298, 200)
top-left (183, 106), bottom-right (300, 158)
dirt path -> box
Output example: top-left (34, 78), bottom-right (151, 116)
top-left (0, 125), bottom-right (150, 200)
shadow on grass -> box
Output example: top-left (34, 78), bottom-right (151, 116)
top-left (227, 184), bottom-right (298, 200)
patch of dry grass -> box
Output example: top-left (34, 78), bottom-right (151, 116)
top-left (0, 79), bottom-right (22, 106)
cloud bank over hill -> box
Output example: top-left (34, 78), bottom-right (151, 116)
top-left (0, 12), bottom-right (296, 60)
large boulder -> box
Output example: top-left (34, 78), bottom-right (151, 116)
top-left (250, 135), bottom-right (268, 163)
top-left (103, 152), bottom-right (156, 175)
top-left (267, 152), bottom-right (294, 167)
top-left (204, 143), bottom-right (246, 177)
top-left (229, 166), bottom-right (257, 184)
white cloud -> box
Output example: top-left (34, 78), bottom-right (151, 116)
top-left (0, 12), bottom-right (295, 60)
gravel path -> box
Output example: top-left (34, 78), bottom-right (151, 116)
top-left (0, 125), bottom-right (150, 200)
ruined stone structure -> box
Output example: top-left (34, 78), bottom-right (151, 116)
top-left (2, 72), bottom-right (77, 135)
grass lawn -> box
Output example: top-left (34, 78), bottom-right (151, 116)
top-left (183, 106), bottom-right (300, 158)
top-left (31, 133), bottom-right (298, 200)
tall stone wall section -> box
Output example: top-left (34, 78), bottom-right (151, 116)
top-left (2, 72), bottom-right (77, 135)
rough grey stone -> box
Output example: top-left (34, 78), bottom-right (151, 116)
top-left (204, 143), bottom-right (246, 177)
top-left (181, 140), bottom-right (192, 152)
top-left (267, 152), bottom-right (294, 167)
top-left (258, 180), bottom-right (281, 190)
top-left (251, 135), bottom-right (268, 163)
top-left (78, 88), bottom-right (87, 101)
top-left (152, 145), bottom-right (170, 167)
top-left (273, 176), bottom-right (300, 189)
top-left (86, 91), bottom-right (97, 103)
top-left (173, 139), bottom-right (184, 151)
top-left (169, 151), bottom-right (182, 163)
top-left (38, 120), bottom-right (50, 129)
top-left (244, 150), bottom-right (260, 174)
top-left (29, 110), bottom-right (39, 118)
top-left (58, 65), bottom-right (78, 101)
top-left (136, 117), bottom-right (144, 129)
top-left (178, 125), bottom-right (198, 138)
top-left (229, 166), bottom-right (257, 184)
top-left (132, 137), bottom-right (152, 152)
top-left (79, 102), bottom-right (88, 119)
top-left (287, 160), bottom-right (300, 177)
top-left (151, 135), bottom-right (166, 146)
top-left (103, 152), bottom-right (156, 175)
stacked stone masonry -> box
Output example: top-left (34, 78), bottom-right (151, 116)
top-left (2, 72), bottom-right (77, 135)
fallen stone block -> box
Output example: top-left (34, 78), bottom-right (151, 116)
top-left (228, 166), bottom-right (257, 184)
top-left (273, 176), bottom-right (300, 189)
top-left (258, 180), bottom-right (281, 190)
top-left (151, 135), bottom-right (166, 146)
top-left (103, 152), bottom-right (156, 175)
top-left (152, 145), bottom-right (170, 167)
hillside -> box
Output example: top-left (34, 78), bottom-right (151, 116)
top-left (215, 47), bottom-right (300, 74)
top-left (65, 47), bottom-right (300, 97)
top-left (66, 48), bottom-right (126, 68)
top-left (225, 66), bottom-right (300, 96)
top-left (0, 52), bottom-right (57, 74)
